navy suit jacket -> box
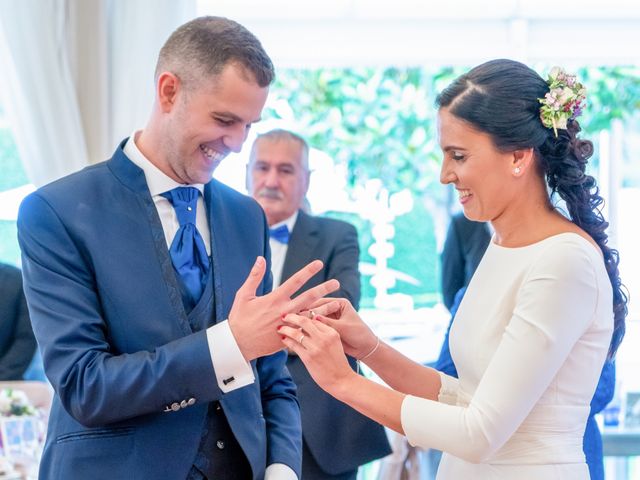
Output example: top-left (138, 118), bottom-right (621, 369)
top-left (17, 141), bottom-right (301, 480)
top-left (440, 213), bottom-right (491, 311)
top-left (283, 211), bottom-right (391, 475)
top-left (0, 263), bottom-right (37, 380)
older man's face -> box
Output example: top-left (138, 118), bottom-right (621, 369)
top-left (248, 139), bottom-right (309, 226)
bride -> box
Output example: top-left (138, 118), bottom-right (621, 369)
top-left (279, 59), bottom-right (627, 479)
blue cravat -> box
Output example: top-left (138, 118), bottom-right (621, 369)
top-left (269, 225), bottom-right (290, 244)
top-left (162, 187), bottom-right (210, 310)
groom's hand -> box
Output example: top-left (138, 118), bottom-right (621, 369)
top-left (229, 257), bottom-right (340, 361)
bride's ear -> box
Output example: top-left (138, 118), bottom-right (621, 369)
top-left (511, 148), bottom-right (534, 177)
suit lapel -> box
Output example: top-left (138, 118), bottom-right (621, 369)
top-left (281, 210), bottom-right (320, 281)
top-left (107, 142), bottom-right (192, 336)
top-left (205, 180), bottom-right (235, 324)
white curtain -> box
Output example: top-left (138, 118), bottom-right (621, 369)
top-left (0, 0), bottom-right (88, 187)
top-left (108, 0), bottom-right (196, 147)
top-left (0, 0), bottom-right (196, 188)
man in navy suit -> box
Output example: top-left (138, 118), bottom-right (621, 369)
top-left (0, 262), bottom-right (37, 380)
top-left (247, 129), bottom-right (391, 480)
top-left (17, 18), bottom-right (338, 480)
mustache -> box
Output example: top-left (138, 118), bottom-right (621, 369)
top-left (256, 187), bottom-right (284, 200)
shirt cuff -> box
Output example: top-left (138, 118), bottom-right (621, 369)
top-left (206, 320), bottom-right (255, 392)
top-left (437, 371), bottom-right (459, 405)
top-left (265, 463), bottom-right (298, 480)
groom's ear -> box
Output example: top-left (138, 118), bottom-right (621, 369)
top-left (157, 72), bottom-right (181, 113)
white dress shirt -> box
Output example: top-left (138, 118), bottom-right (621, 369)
top-left (124, 134), bottom-right (297, 479)
top-left (269, 212), bottom-right (298, 288)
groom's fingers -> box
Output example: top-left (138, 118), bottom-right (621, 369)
top-left (287, 279), bottom-right (340, 314)
top-left (234, 256), bottom-right (266, 301)
top-left (275, 260), bottom-right (324, 299)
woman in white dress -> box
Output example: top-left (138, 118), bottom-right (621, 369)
top-left (279, 59), bottom-right (627, 479)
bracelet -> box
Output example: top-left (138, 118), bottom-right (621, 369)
top-left (359, 336), bottom-right (380, 361)
top-left (356, 337), bottom-right (380, 376)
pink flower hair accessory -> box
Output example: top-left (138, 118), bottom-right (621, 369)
top-left (538, 67), bottom-right (586, 137)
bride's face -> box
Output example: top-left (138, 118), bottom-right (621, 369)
top-left (437, 108), bottom-right (518, 223)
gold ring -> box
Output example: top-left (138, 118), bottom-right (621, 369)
top-left (310, 310), bottom-right (316, 318)
top-left (299, 334), bottom-right (305, 345)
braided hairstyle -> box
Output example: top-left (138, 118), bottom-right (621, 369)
top-left (436, 59), bottom-right (627, 358)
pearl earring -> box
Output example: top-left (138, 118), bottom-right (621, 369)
top-left (514, 166), bottom-right (521, 174)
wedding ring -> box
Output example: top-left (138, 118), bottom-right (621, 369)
top-left (309, 310), bottom-right (316, 319)
top-left (299, 334), bottom-right (305, 345)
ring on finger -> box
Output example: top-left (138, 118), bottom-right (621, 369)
top-left (299, 334), bottom-right (305, 345)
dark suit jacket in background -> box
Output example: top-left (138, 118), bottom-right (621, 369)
top-left (440, 212), bottom-right (491, 311)
top-left (0, 263), bottom-right (37, 380)
top-left (283, 210), bottom-right (391, 478)
top-left (17, 141), bottom-right (301, 480)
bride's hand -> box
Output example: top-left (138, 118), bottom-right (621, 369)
top-left (304, 298), bottom-right (378, 360)
top-left (279, 313), bottom-right (355, 394)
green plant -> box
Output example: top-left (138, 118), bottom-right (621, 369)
top-left (264, 66), bottom-right (640, 307)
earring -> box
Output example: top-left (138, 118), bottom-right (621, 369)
top-left (514, 166), bottom-right (521, 175)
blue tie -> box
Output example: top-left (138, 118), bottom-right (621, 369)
top-left (269, 225), bottom-right (290, 244)
top-left (162, 187), bottom-right (210, 310)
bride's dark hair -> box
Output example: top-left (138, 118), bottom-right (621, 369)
top-left (436, 59), bottom-right (627, 358)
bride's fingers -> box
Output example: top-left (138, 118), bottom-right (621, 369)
top-left (278, 325), bottom-right (306, 344)
top-left (282, 335), bottom-right (305, 356)
top-left (280, 313), bottom-right (311, 329)
top-left (309, 300), bottom-right (343, 317)
top-left (307, 315), bottom-right (340, 335)
top-left (312, 313), bottom-right (340, 330)
top-left (283, 313), bottom-right (322, 336)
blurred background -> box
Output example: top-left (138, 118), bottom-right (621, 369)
top-left (1, 1), bottom-right (639, 477)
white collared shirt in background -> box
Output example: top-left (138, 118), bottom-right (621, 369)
top-left (269, 212), bottom-right (298, 288)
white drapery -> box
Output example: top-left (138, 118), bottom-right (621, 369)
top-left (0, 0), bottom-right (88, 187)
top-left (0, 0), bottom-right (195, 188)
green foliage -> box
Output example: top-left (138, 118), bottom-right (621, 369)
top-left (267, 66), bottom-right (640, 196)
top-left (265, 66), bottom-right (640, 306)
top-left (325, 200), bottom-right (440, 308)
top-left (577, 66), bottom-right (640, 133)
top-left (322, 210), bottom-right (377, 306)
top-left (387, 200), bottom-right (440, 304)
top-left (266, 67), bottom-right (465, 196)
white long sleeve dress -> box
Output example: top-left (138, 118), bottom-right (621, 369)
top-left (401, 233), bottom-right (613, 479)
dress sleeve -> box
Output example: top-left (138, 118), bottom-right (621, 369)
top-left (437, 372), bottom-right (460, 406)
top-left (401, 241), bottom-right (602, 462)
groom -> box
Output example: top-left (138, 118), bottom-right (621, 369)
top-left (18, 17), bottom-right (338, 480)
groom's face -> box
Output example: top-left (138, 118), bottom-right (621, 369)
top-left (159, 63), bottom-right (269, 185)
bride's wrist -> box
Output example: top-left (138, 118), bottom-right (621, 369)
top-left (328, 369), bottom-right (360, 400)
top-left (358, 335), bottom-right (380, 362)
